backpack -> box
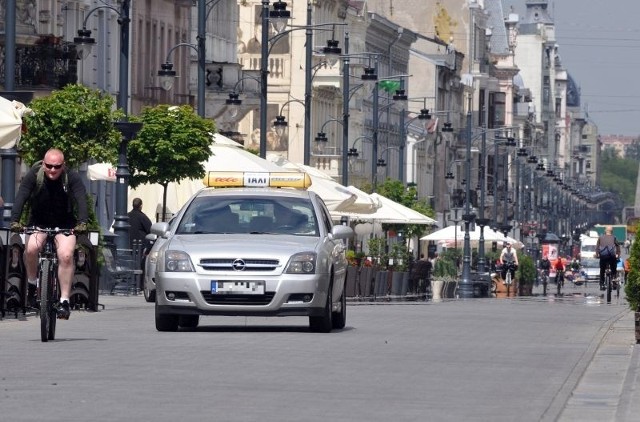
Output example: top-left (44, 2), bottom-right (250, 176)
top-left (598, 244), bottom-right (616, 258)
top-left (32, 160), bottom-right (69, 194)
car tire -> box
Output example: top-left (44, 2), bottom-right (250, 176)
top-left (144, 284), bottom-right (156, 303)
top-left (331, 288), bottom-right (346, 330)
top-left (309, 279), bottom-right (333, 333)
top-left (178, 315), bottom-right (200, 329)
top-left (155, 302), bottom-right (179, 332)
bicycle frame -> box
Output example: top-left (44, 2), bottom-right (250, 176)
top-left (25, 227), bottom-right (73, 342)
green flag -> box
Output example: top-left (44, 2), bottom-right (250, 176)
top-left (378, 80), bottom-right (401, 93)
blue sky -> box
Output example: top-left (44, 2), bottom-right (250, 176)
top-left (502, 0), bottom-right (640, 137)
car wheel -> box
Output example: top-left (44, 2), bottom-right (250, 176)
top-left (144, 284), bottom-right (156, 303)
top-left (331, 288), bottom-right (346, 330)
top-left (179, 315), bottom-right (200, 329)
top-left (155, 302), bottom-right (179, 332)
top-left (309, 278), bottom-right (333, 333)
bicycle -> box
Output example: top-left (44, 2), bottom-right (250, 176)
top-left (24, 226), bottom-right (74, 342)
top-left (604, 267), bottom-right (617, 304)
top-left (556, 269), bottom-right (565, 296)
top-left (539, 269), bottom-right (549, 296)
top-left (502, 261), bottom-right (517, 296)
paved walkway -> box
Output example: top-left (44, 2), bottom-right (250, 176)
top-left (3, 283), bottom-right (639, 421)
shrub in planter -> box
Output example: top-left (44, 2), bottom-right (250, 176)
top-left (516, 253), bottom-right (536, 295)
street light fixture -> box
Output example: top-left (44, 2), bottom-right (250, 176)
top-left (259, 1), bottom-right (343, 164)
top-left (74, 0), bottom-right (137, 253)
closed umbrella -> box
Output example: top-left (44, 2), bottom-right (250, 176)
top-left (0, 96), bottom-right (32, 149)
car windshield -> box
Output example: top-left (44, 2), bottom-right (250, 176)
top-left (581, 258), bottom-right (599, 268)
top-left (175, 195), bottom-right (319, 236)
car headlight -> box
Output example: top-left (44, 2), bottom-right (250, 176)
top-left (164, 250), bottom-right (195, 272)
top-left (285, 252), bottom-right (317, 274)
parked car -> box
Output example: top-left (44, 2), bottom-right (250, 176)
top-left (152, 171), bottom-right (353, 332)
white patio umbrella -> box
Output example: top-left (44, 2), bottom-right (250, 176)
top-left (0, 96), bottom-right (32, 149)
top-left (421, 224), bottom-right (523, 248)
top-left (331, 192), bottom-right (436, 225)
top-left (269, 159), bottom-right (379, 213)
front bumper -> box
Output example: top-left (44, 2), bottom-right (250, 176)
top-left (155, 272), bottom-right (329, 317)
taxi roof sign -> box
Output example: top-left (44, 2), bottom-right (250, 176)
top-left (203, 171), bottom-right (313, 189)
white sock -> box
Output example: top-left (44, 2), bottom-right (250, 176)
top-left (60, 297), bottom-right (69, 303)
top-left (28, 278), bottom-right (37, 286)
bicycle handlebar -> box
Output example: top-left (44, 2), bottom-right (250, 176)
top-left (23, 226), bottom-right (75, 236)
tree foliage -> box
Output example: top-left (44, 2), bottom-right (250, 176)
top-left (127, 105), bottom-right (216, 189)
top-left (625, 223), bottom-right (640, 311)
top-left (601, 146), bottom-right (638, 206)
top-left (374, 178), bottom-right (436, 240)
top-left (19, 84), bottom-right (123, 167)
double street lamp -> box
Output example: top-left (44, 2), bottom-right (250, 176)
top-left (74, 0), bottom-right (142, 253)
top-left (157, 0), bottom-right (213, 118)
top-left (259, 1), bottom-right (342, 163)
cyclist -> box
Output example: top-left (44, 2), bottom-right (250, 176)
top-left (554, 257), bottom-right (566, 286)
top-left (499, 242), bottom-right (519, 283)
top-left (10, 148), bottom-right (88, 319)
top-left (538, 255), bottom-right (551, 286)
top-left (595, 225), bottom-right (620, 291)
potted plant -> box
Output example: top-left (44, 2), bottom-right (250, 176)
top-left (624, 225), bottom-right (640, 342)
top-left (344, 250), bottom-right (359, 297)
top-left (516, 253), bottom-right (536, 296)
top-left (431, 253), bottom-right (458, 300)
top-left (366, 237), bottom-right (389, 297)
top-left (389, 242), bottom-right (411, 295)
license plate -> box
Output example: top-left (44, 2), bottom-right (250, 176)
top-left (211, 280), bottom-right (265, 295)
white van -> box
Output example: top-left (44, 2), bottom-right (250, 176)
top-left (579, 234), bottom-right (598, 259)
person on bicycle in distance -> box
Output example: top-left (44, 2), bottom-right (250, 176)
top-left (554, 257), bottom-right (566, 285)
top-left (10, 148), bottom-right (88, 319)
top-left (595, 225), bottom-right (620, 291)
top-left (499, 242), bottom-right (519, 283)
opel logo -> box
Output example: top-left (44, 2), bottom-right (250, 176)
top-left (232, 259), bottom-right (246, 271)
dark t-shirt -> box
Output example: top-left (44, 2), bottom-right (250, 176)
top-left (11, 166), bottom-right (88, 228)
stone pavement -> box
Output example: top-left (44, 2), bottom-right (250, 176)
top-left (2, 282), bottom-right (640, 421)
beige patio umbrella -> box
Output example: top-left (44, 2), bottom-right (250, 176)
top-left (0, 96), bottom-right (32, 149)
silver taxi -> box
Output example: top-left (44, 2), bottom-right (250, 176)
top-left (152, 171), bottom-right (352, 332)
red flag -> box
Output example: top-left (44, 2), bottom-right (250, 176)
top-left (427, 117), bottom-right (438, 134)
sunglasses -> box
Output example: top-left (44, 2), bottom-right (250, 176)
top-left (44, 163), bottom-right (63, 170)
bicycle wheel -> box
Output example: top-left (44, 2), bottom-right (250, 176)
top-left (557, 275), bottom-right (561, 296)
top-left (48, 268), bottom-right (57, 341)
top-left (606, 272), bottom-right (612, 304)
top-left (39, 259), bottom-right (51, 342)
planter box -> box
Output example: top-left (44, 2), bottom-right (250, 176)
top-left (443, 280), bottom-right (458, 298)
top-left (374, 271), bottom-right (389, 296)
top-left (345, 267), bottom-right (358, 297)
top-left (391, 271), bottom-right (409, 296)
top-left (358, 267), bottom-right (374, 297)
top-left (431, 279), bottom-right (445, 301)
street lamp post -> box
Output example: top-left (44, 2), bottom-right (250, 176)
top-left (0, 0), bottom-right (19, 227)
top-left (74, 0), bottom-right (137, 252)
top-left (341, 33), bottom-right (350, 186)
top-left (259, 1), bottom-right (341, 163)
top-left (459, 111), bottom-right (475, 299)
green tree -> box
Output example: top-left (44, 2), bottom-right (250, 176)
top-left (127, 104), bottom-right (215, 219)
top-left (625, 223), bottom-right (640, 311)
top-left (374, 178), bottom-right (436, 241)
top-left (20, 84), bottom-right (123, 167)
top-left (601, 147), bottom-right (638, 206)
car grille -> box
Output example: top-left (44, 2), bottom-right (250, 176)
top-left (201, 291), bottom-right (275, 305)
top-left (199, 258), bottom-right (280, 271)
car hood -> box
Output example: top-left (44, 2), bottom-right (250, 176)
top-left (165, 233), bottom-right (323, 257)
